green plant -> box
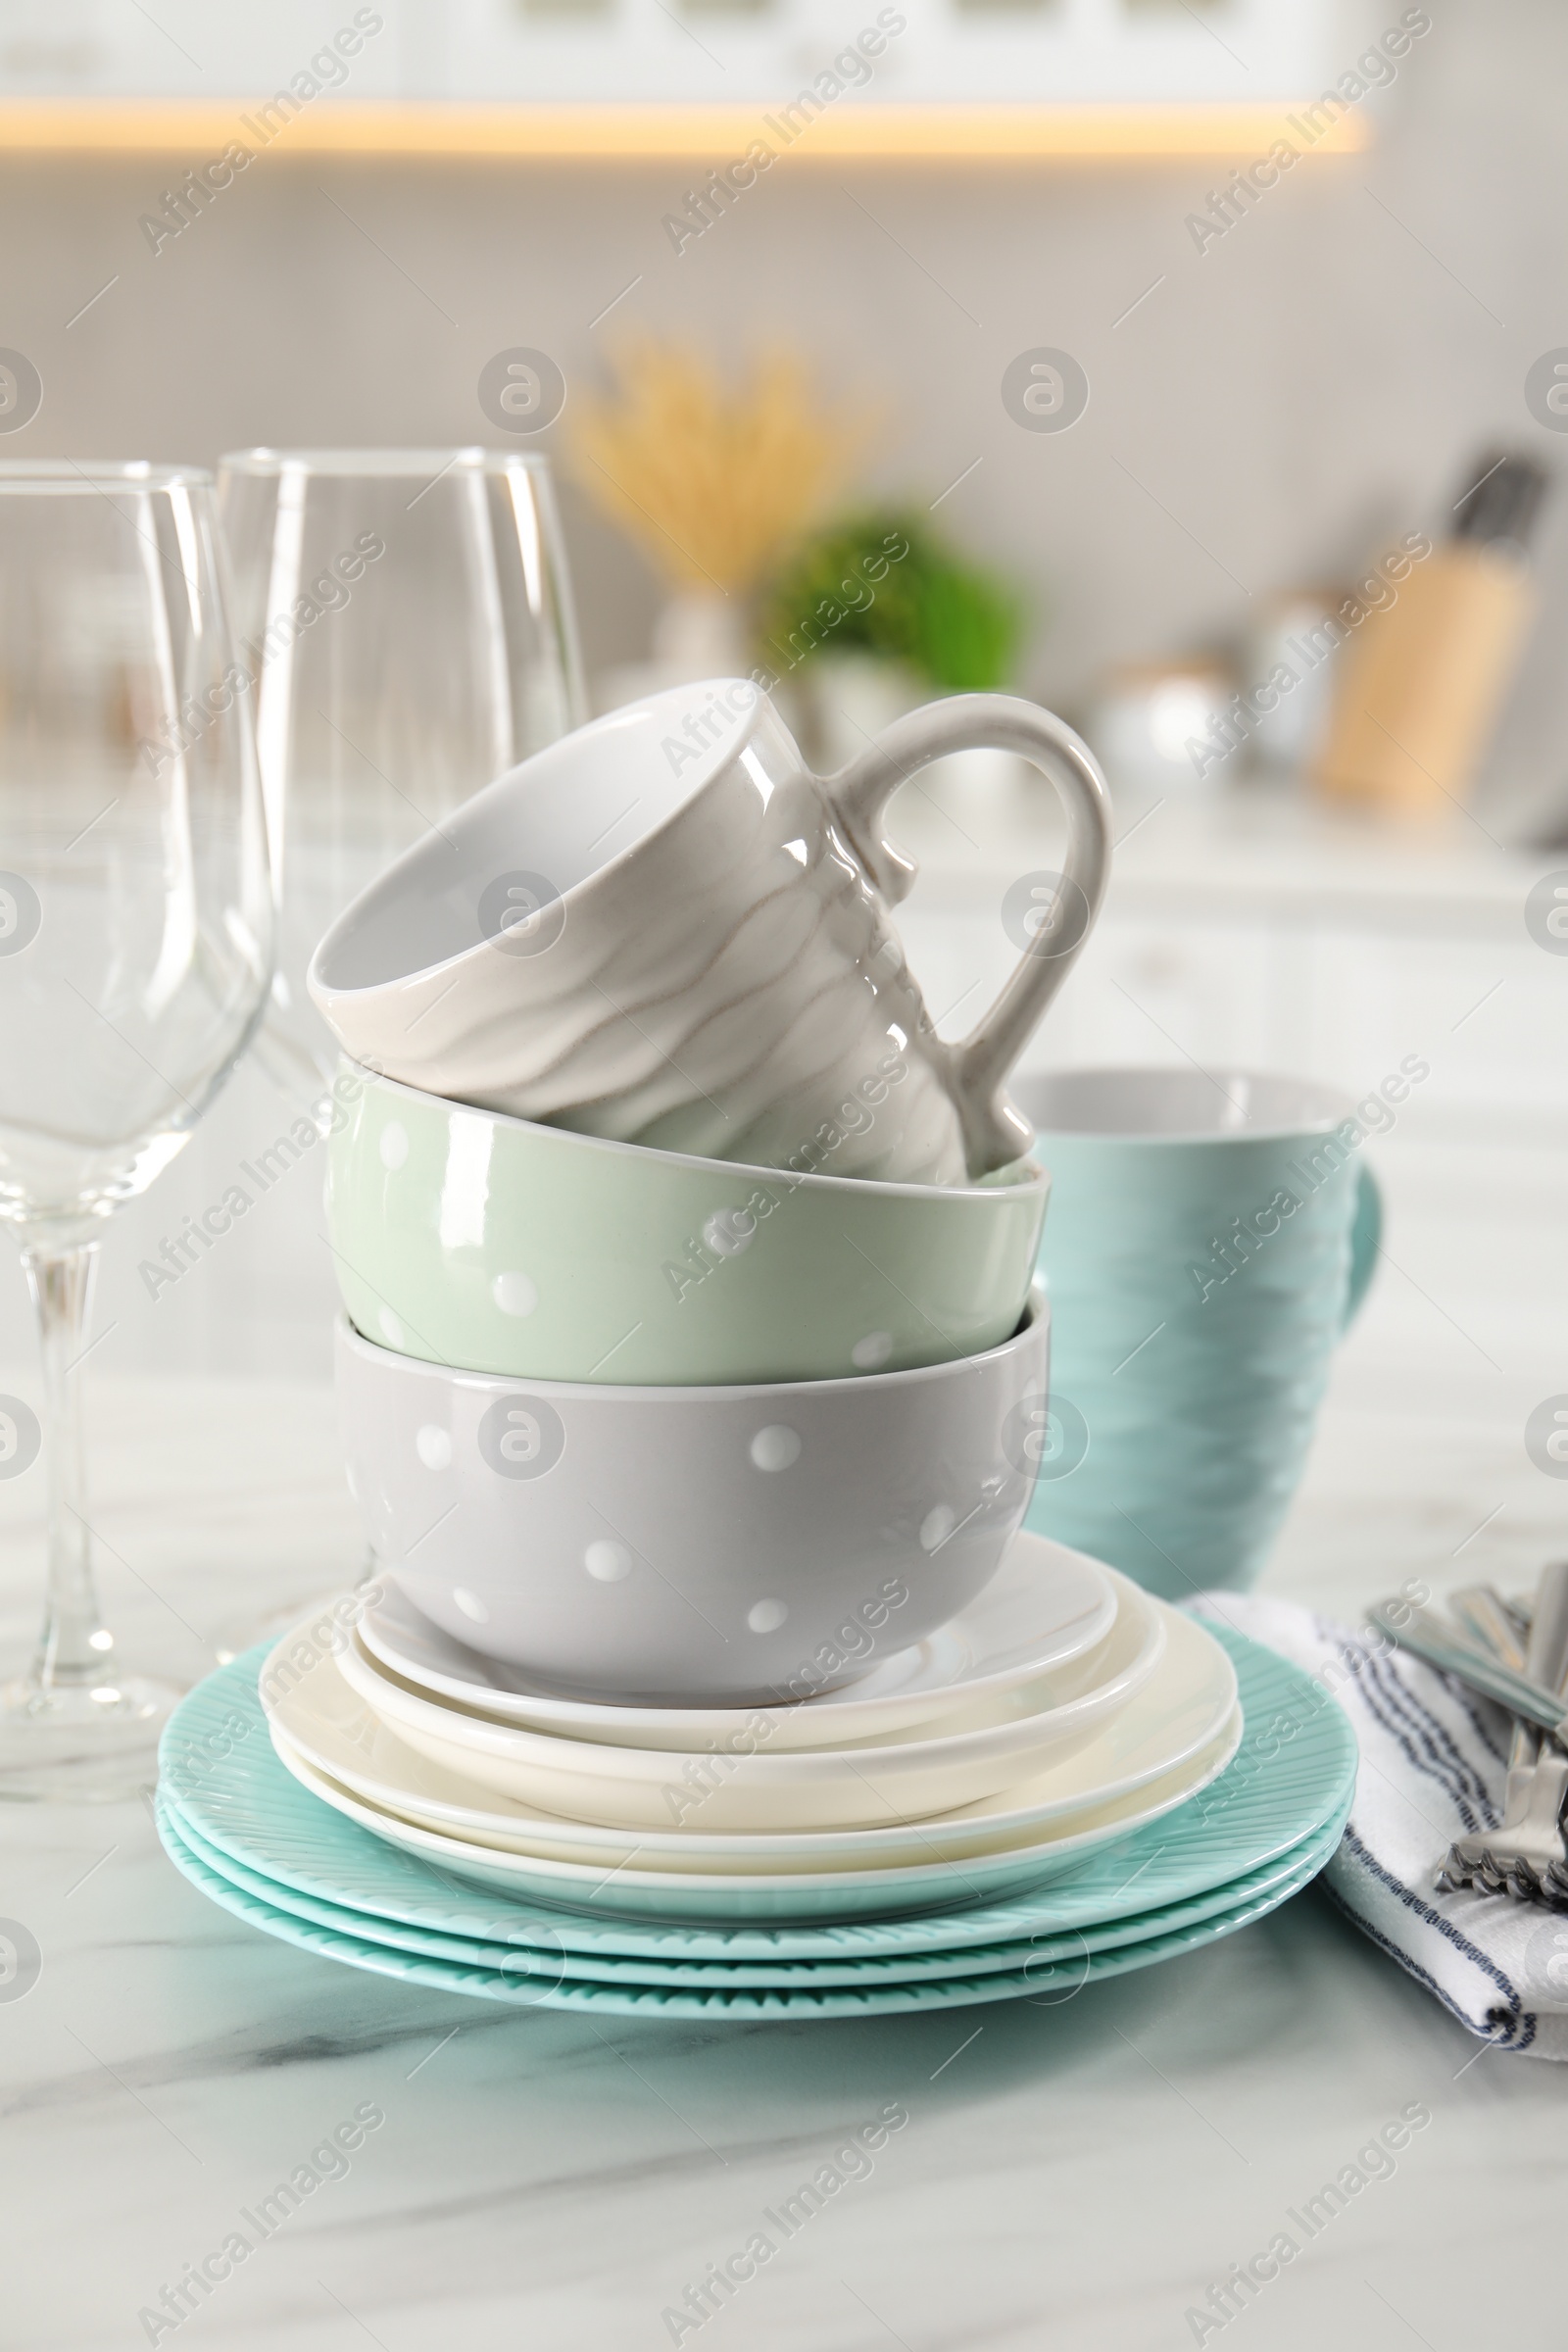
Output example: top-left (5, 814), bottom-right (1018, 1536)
top-left (760, 511), bottom-right (1025, 692)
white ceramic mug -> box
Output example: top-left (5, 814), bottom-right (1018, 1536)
top-left (309, 677), bottom-right (1112, 1184)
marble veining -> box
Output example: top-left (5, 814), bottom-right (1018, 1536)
top-left (0, 1370), bottom-right (1563, 2350)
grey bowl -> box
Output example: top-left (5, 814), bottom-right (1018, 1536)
top-left (335, 1297), bottom-right (1051, 1704)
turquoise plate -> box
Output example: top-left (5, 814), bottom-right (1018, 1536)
top-left (162, 1794), bottom-right (1348, 1988)
top-left (156, 1801), bottom-right (1341, 2018)
top-left (158, 1627), bottom-right (1354, 1964)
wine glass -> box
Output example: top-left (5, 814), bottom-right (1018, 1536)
top-left (0, 464), bottom-right (274, 1800)
top-left (216, 447), bottom-right (586, 1095)
top-left (208, 449), bottom-right (585, 1659)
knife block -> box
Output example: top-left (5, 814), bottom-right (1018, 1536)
top-left (1314, 543), bottom-right (1535, 816)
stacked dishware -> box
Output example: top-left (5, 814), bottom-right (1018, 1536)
top-left (154, 1582), bottom-right (1354, 2015)
top-left (155, 678), bottom-right (1361, 2013)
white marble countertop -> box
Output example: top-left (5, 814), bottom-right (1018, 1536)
top-left (1, 1364), bottom-right (1562, 2352)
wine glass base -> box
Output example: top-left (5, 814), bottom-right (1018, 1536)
top-left (0, 1670), bottom-right (183, 1803)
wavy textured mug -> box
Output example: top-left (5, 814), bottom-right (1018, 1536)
top-left (308, 677), bottom-right (1111, 1185)
top-left (1012, 1068), bottom-right (1385, 1597)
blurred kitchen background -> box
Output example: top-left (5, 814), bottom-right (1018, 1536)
top-left (1, 0), bottom-right (1566, 1480)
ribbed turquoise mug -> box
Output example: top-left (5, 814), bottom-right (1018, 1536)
top-left (1012, 1068), bottom-right (1390, 1597)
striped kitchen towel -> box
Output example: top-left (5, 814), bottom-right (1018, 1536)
top-left (1190, 1591), bottom-right (1568, 2060)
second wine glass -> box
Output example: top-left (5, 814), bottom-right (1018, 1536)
top-left (217, 446), bottom-right (587, 1091)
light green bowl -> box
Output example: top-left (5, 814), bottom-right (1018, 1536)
top-left (325, 1065), bottom-right (1048, 1385)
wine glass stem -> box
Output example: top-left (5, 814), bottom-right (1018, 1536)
top-left (22, 1242), bottom-right (108, 1691)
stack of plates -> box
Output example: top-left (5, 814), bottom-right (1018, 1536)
top-left (156, 1536), bottom-right (1356, 2018)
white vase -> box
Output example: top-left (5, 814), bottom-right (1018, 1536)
top-left (595, 592), bottom-right (754, 715)
top-left (806, 651), bottom-right (922, 772)
top-left (652, 592), bottom-right (751, 679)
top-left (807, 654), bottom-right (1030, 825)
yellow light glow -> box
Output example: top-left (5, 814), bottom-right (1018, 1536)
top-left (0, 99), bottom-right (1371, 161)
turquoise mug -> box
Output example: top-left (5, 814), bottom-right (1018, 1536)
top-left (1011, 1068), bottom-right (1388, 1598)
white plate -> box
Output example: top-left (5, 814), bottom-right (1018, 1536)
top-left (353, 1531), bottom-right (1118, 1750)
top-left (273, 1707), bottom-right (1245, 1919)
top-left (264, 1583), bottom-right (1237, 1870)
top-left (330, 1581), bottom-right (1163, 1832)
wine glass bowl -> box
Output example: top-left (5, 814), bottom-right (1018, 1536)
top-left (217, 446), bottom-right (585, 1089)
top-left (0, 463), bottom-right (273, 1798)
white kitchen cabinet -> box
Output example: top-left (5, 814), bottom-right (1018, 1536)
top-left (1032, 912), bottom-right (1281, 1072)
top-left (1302, 931), bottom-right (1568, 1126)
top-left (0, 0), bottom-right (1366, 105)
top-left (895, 901), bottom-right (1280, 1068)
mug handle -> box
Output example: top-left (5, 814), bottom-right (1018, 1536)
top-left (1344, 1161), bottom-right (1382, 1328)
top-left (822, 693), bottom-right (1113, 1175)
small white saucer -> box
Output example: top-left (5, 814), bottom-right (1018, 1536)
top-left (332, 1576), bottom-right (1163, 1833)
top-left (354, 1531), bottom-right (1118, 1752)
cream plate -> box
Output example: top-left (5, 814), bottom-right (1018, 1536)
top-left (274, 1708), bottom-right (1244, 1916)
top-left (262, 1586), bottom-right (1236, 1868)
top-left (331, 1579), bottom-right (1164, 1832)
top-left (352, 1533), bottom-right (1119, 1750)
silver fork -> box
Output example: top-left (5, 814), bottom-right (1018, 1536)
top-left (1437, 1562), bottom-right (1568, 1903)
